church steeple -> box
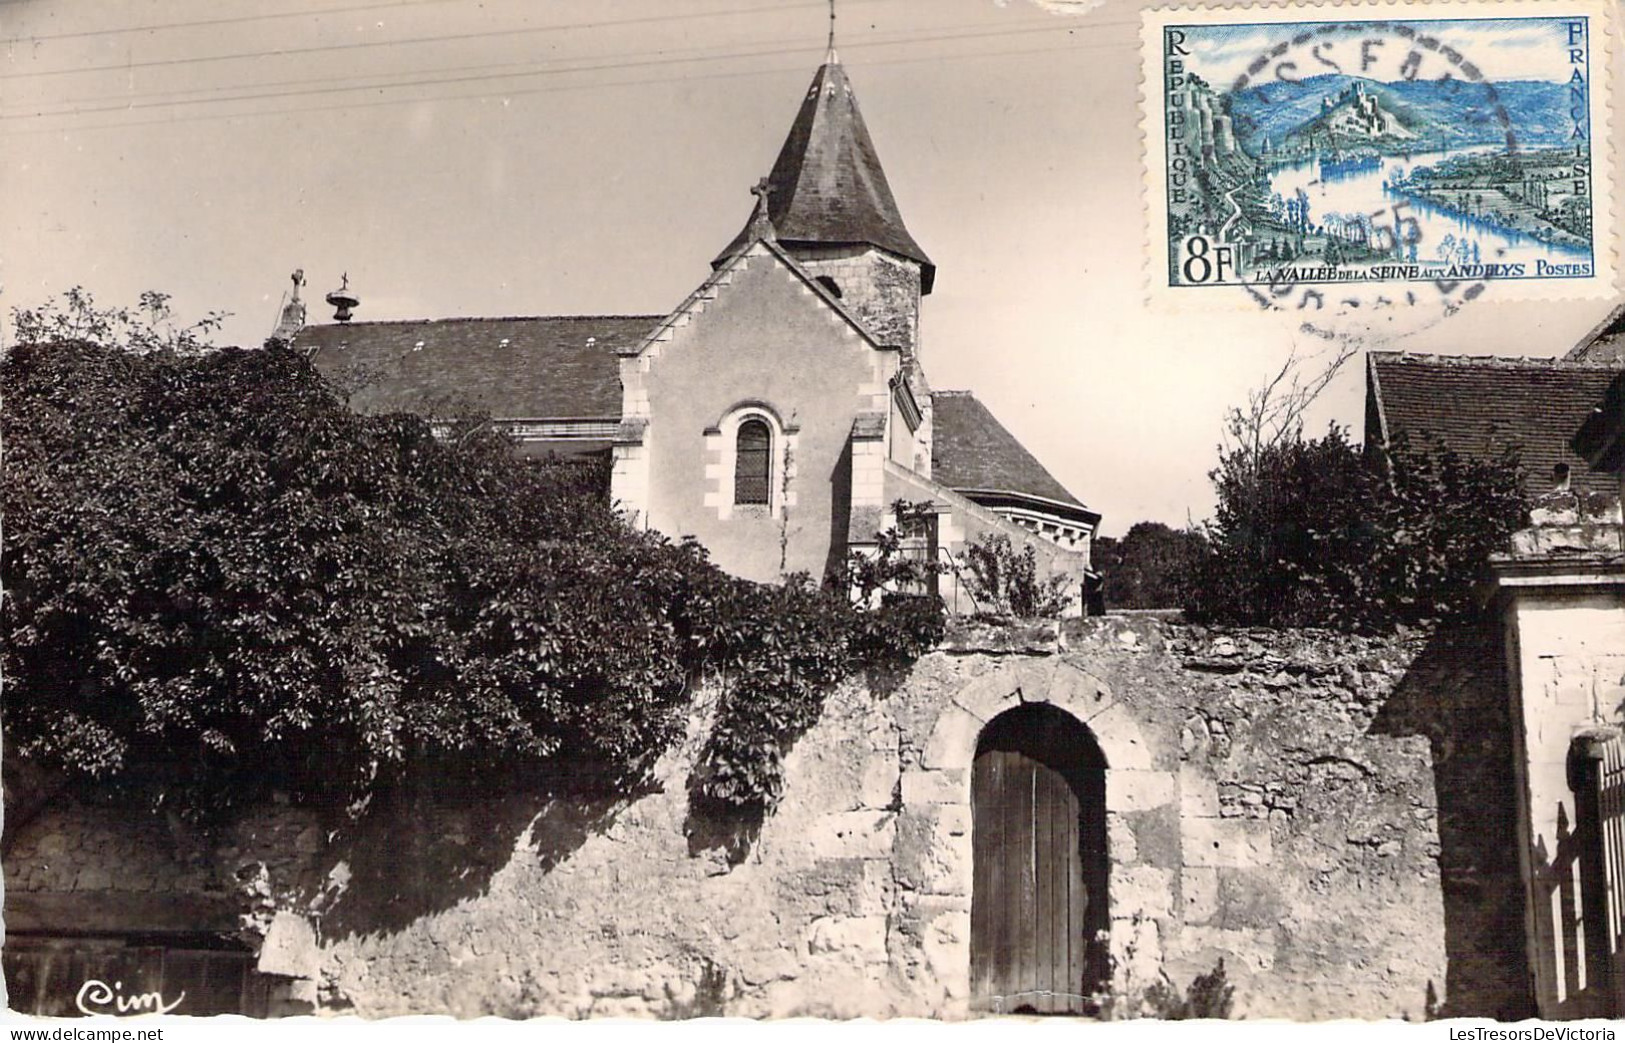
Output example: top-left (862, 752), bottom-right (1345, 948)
top-left (714, 49), bottom-right (934, 294)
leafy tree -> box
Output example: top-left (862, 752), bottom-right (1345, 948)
top-left (1094, 522), bottom-right (1210, 610)
top-left (1372, 432), bottom-right (1528, 621)
top-left (1185, 425), bottom-right (1383, 627)
top-left (3, 294), bottom-right (946, 821)
top-left (1178, 338), bottom-right (1531, 630)
top-left (1184, 424), bottom-right (1526, 630)
top-left (11, 286), bottom-right (226, 356)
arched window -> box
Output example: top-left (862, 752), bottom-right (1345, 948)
top-left (734, 418), bottom-right (772, 505)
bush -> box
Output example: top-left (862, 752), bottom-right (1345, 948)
top-left (1184, 424), bottom-right (1526, 630)
top-left (3, 304), bottom-right (946, 819)
top-left (1142, 959), bottom-right (1235, 1020)
top-left (1093, 522), bottom-right (1209, 610)
top-left (3, 338), bottom-right (693, 813)
top-left (840, 500), bottom-right (943, 604)
top-left (962, 532), bottom-right (1075, 618)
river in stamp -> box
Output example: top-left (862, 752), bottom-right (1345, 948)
top-left (1145, 7), bottom-right (1610, 303)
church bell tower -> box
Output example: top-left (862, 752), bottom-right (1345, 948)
top-left (712, 41), bottom-right (933, 359)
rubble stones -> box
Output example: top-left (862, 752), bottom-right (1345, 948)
top-left (3, 616), bottom-right (1491, 1022)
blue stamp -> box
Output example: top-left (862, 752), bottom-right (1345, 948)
top-left (1142, 3), bottom-right (1616, 304)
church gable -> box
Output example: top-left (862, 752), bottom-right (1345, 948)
top-left (615, 242), bottom-right (903, 584)
top-left (275, 48), bottom-right (1095, 599)
top-left (628, 239), bottom-right (888, 376)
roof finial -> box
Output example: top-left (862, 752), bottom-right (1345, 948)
top-left (748, 176), bottom-right (777, 243)
top-left (826, 0), bottom-right (838, 64)
top-left (269, 267), bottom-right (309, 344)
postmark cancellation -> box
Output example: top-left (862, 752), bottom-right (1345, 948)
top-left (1142, 0), bottom-right (1618, 310)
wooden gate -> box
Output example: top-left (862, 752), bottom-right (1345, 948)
top-left (1572, 728), bottom-right (1625, 1015)
top-left (970, 703), bottom-right (1109, 1014)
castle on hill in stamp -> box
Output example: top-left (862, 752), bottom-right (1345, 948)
top-left (1143, 2), bottom-right (1616, 299)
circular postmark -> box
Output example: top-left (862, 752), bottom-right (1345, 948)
top-left (1154, 11), bottom-right (1601, 344)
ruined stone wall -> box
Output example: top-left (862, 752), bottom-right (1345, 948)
top-left (3, 616), bottom-right (1526, 1020)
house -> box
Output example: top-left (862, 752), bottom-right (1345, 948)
top-left (285, 50), bottom-right (1099, 611)
top-left (1483, 362), bottom-right (1625, 1019)
top-left (1568, 302), bottom-right (1625, 367)
top-left (1367, 312), bottom-right (1625, 1018)
top-left (1364, 352), bottom-right (1623, 502)
top-left (1574, 368), bottom-right (1625, 489)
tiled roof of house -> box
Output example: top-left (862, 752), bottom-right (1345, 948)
top-left (930, 390), bottom-right (1088, 512)
top-left (713, 56), bottom-right (934, 292)
top-left (1567, 301), bottom-right (1625, 365)
top-left (1367, 351), bottom-right (1623, 497)
top-left (297, 316), bottom-right (659, 418)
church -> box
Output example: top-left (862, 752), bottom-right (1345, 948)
top-left (278, 47), bottom-right (1100, 612)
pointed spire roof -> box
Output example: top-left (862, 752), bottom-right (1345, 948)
top-left (714, 55), bottom-right (934, 292)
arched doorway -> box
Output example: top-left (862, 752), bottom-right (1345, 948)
top-left (970, 703), bottom-right (1109, 1014)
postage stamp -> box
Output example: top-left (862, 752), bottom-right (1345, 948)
top-left (1141, 0), bottom-right (1617, 313)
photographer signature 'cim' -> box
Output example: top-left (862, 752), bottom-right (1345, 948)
top-left (74, 979), bottom-right (185, 1016)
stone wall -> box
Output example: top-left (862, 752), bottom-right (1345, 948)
top-left (3, 615), bottom-right (1527, 1020)
top-left (790, 244), bottom-right (921, 355)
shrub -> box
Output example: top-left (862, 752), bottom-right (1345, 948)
top-left (1093, 522), bottom-right (1210, 610)
top-left (3, 338), bottom-right (692, 813)
top-left (1142, 959), bottom-right (1235, 1020)
top-left (1092, 958), bottom-right (1235, 1021)
top-left (3, 302), bottom-right (946, 820)
top-left (1184, 424), bottom-right (1527, 630)
top-left (840, 500), bottom-right (943, 604)
top-left (962, 532), bottom-right (1075, 618)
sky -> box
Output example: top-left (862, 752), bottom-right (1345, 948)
top-left (2, 0), bottom-right (1621, 536)
top-left (1180, 16), bottom-right (1594, 86)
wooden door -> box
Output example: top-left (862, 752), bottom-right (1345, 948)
top-left (970, 704), bottom-right (1108, 1015)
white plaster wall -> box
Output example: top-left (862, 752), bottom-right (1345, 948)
top-left (1507, 588), bottom-right (1625, 1017)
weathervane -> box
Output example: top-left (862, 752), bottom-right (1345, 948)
top-left (325, 272), bottom-right (360, 323)
top-left (827, 0), bottom-right (837, 62)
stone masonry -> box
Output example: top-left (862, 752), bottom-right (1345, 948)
top-left (3, 615), bottom-right (1524, 1020)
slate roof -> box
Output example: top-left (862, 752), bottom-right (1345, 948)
top-left (930, 390), bottom-right (1091, 515)
top-left (1567, 302), bottom-right (1625, 365)
top-left (1367, 352), bottom-right (1623, 497)
top-left (713, 56), bottom-right (934, 292)
top-left (297, 316), bottom-right (658, 418)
